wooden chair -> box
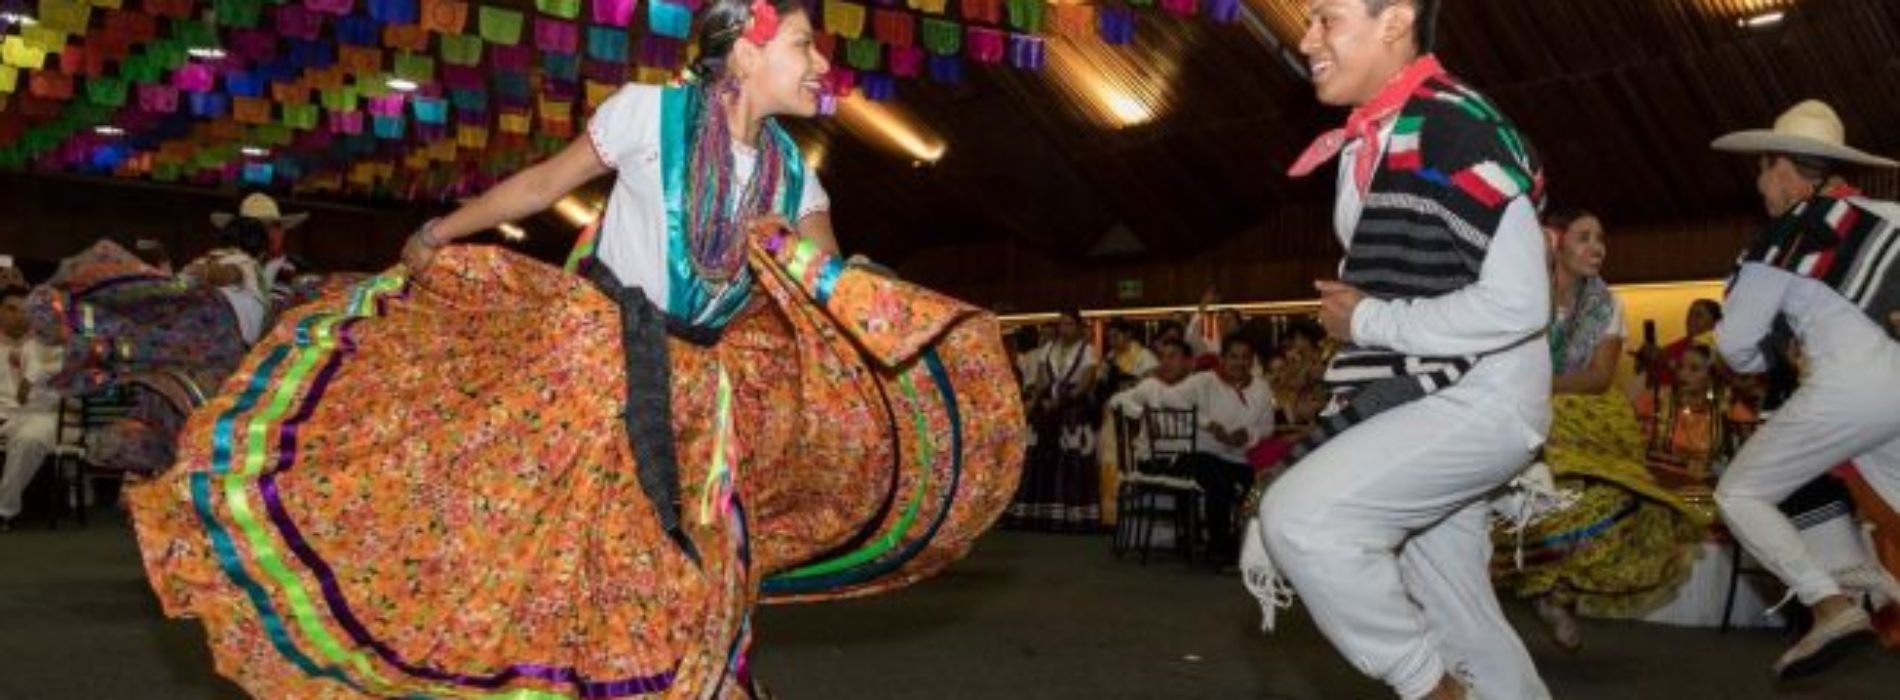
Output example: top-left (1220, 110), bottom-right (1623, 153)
top-left (1111, 407), bottom-right (1201, 566)
top-left (49, 387), bottom-right (140, 528)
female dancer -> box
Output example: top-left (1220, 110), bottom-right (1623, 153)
top-left (126, 2), bottom-right (1023, 696)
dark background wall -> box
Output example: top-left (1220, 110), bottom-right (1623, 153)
top-left (2, 170), bottom-right (1887, 311)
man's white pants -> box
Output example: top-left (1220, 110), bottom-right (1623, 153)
top-left (1260, 393), bottom-right (1547, 700)
top-left (0, 411), bottom-right (59, 519)
top-left (1716, 352), bottom-right (1900, 606)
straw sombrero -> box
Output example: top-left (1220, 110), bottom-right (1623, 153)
top-left (210, 193), bottom-right (310, 229)
top-left (1712, 100), bottom-right (1897, 169)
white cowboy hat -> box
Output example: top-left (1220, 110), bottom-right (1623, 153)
top-left (1712, 100), bottom-right (1897, 169)
top-left (211, 193), bottom-right (310, 229)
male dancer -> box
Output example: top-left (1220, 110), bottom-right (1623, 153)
top-left (1244, 1), bottom-right (1552, 697)
top-left (1710, 100), bottom-right (1900, 679)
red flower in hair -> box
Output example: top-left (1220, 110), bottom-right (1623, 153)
top-left (743, 0), bottom-right (780, 45)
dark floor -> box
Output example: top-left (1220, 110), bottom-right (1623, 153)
top-left (2, 509), bottom-right (1896, 699)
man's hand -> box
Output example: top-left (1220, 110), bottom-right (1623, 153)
top-left (1315, 280), bottom-right (1366, 342)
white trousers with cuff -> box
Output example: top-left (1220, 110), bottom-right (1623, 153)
top-left (1260, 390), bottom-right (1549, 700)
top-left (1716, 351), bottom-right (1900, 607)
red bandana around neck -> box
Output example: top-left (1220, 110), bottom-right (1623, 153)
top-left (1288, 54), bottom-right (1447, 195)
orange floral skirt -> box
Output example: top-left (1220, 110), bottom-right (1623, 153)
top-left (127, 239), bottom-right (1024, 699)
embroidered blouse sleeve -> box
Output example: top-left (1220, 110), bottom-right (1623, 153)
top-left (1714, 263), bottom-right (1793, 374)
top-left (1351, 196), bottom-right (1549, 356)
top-left (585, 84), bottom-right (660, 170)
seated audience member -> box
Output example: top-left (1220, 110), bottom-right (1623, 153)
top-left (1640, 299), bottom-right (1724, 387)
top-left (0, 287), bottom-right (64, 530)
top-left (1269, 319), bottom-right (1330, 428)
top-left (1110, 335), bottom-right (1273, 564)
top-left (1104, 320), bottom-right (1159, 393)
top-left (1635, 345), bottom-right (1755, 489)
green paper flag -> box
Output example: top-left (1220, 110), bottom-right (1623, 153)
top-left (255, 123), bottom-right (291, 146)
top-left (85, 76), bottom-right (127, 107)
top-left (283, 102), bottom-right (319, 130)
top-left (120, 54), bottom-right (158, 82)
top-left (395, 53), bottom-right (435, 82)
top-left (214, 0), bottom-right (261, 27)
top-left (479, 7), bottom-right (525, 45)
top-left (1004, 0), bottom-right (1042, 32)
top-left (147, 39), bottom-right (185, 70)
top-left (535, 0), bottom-right (579, 19)
top-left (152, 162), bottom-right (180, 182)
top-left (175, 20), bottom-right (217, 51)
top-left (920, 18), bottom-right (960, 56)
top-left (440, 34), bottom-right (483, 66)
top-left (321, 86), bottom-right (359, 111)
top-left (844, 38), bottom-right (881, 71)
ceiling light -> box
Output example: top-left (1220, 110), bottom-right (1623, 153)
top-left (93, 125), bottom-right (126, 137)
top-left (1043, 35), bottom-right (1180, 129)
top-left (497, 223), bottom-right (527, 241)
top-left (834, 94), bottom-right (947, 164)
top-left (386, 78), bottom-right (420, 92)
top-left (0, 12), bottom-right (35, 26)
top-left (241, 146), bottom-right (270, 158)
top-left (551, 195), bottom-right (600, 228)
top-left (1740, 11), bottom-right (1784, 28)
top-left (187, 46), bottom-right (227, 60)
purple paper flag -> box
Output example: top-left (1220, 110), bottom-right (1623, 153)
top-left (489, 44), bottom-right (534, 72)
top-left (535, 17), bottom-right (581, 54)
top-left (1007, 33), bottom-right (1043, 71)
top-left (860, 72), bottom-right (894, 101)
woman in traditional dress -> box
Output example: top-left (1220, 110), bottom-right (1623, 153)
top-left (1011, 309), bottom-right (1101, 531)
top-left (28, 240), bottom-right (251, 476)
top-left (1493, 210), bottom-right (1707, 651)
top-left (124, 2), bottom-right (1023, 697)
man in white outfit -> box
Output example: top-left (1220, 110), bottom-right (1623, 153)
top-left (0, 287), bottom-right (66, 530)
top-left (1243, 1), bottom-right (1552, 698)
top-left (1709, 100), bottom-right (1900, 680)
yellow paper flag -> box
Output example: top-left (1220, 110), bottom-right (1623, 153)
top-left (1, 37), bottom-right (49, 70)
top-left (584, 80), bottom-right (616, 109)
top-left (22, 25), bottom-right (68, 53)
top-left (456, 125), bottom-right (488, 149)
top-left (823, 0), bottom-right (867, 39)
top-left (498, 110), bottom-right (531, 134)
top-left (38, 0), bottom-right (91, 33)
top-left (0, 65), bottom-right (17, 94)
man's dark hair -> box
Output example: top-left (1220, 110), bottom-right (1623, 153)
top-left (1778, 153), bottom-right (1838, 186)
top-left (1367, 0), bottom-right (1441, 54)
top-left (1691, 299), bottom-right (1724, 324)
top-left (1286, 319), bottom-right (1326, 346)
top-left (1155, 337), bottom-right (1193, 358)
top-left (1220, 333), bottom-right (1256, 356)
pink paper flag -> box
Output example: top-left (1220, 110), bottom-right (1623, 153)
top-left (137, 83), bottom-right (178, 113)
top-left (305, 0), bottom-right (353, 15)
top-left (966, 26), bottom-right (1004, 65)
top-left (591, 0), bottom-right (634, 27)
top-left (173, 63), bottom-right (215, 92)
top-left (276, 5), bottom-right (325, 40)
top-left (889, 44), bottom-right (922, 77)
top-left (367, 93), bottom-right (406, 116)
top-left (329, 109), bottom-right (365, 134)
